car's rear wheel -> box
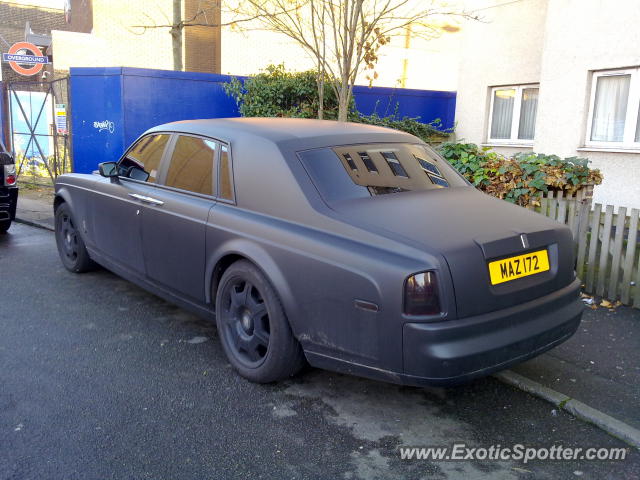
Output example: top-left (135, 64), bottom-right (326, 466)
top-left (55, 203), bottom-right (95, 273)
top-left (0, 219), bottom-right (10, 234)
top-left (215, 260), bottom-right (305, 383)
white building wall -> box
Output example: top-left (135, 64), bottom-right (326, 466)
top-left (535, 0), bottom-right (640, 209)
top-left (455, 0), bottom-right (640, 209)
top-left (454, 0), bottom-right (547, 151)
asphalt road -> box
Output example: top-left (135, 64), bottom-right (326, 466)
top-left (0, 223), bottom-right (638, 480)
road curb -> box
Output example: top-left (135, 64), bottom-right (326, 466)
top-left (14, 216), bottom-right (54, 231)
top-left (494, 370), bottom-right (640, 449)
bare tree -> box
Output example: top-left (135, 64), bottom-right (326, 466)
top-left (172, 0), bottom-right (183, 71)
top-left (228, 0), bottom-right (476, 122)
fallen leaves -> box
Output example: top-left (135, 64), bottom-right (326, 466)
top-left (580, 294), bottom-right (622, 311)
top-left (600, 299), bottom-right (614, 308)
top-left (600, 299), bottom-right (622, 311)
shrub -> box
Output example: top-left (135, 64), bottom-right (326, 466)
top-left (224, 64), bottom-right (453, 142)
top-left (438, 142), bottom-right (603, 207)
top-left (223, 64), bottom-right (343, 119)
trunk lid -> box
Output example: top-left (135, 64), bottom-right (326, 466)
top-left (330, 187), bottom-right (575, 318)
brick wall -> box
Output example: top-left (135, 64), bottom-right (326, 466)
top-left (183, 0), bottom-right (220, 74)
top-left (3, 0), bottom-right (222, 79)
top-left (0, 1), bottom-right (73, 83)
top-left (62, 0), bottom-right (221, 73)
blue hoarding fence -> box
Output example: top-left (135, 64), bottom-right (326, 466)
top-left (352, 84), bottom-right (455, 128)
top-left (70, 67), bottom-right (456, 173)
top-left (70, 67), bottom-right (239, 173)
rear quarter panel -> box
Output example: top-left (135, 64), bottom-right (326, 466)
top-left (205, 202), bottom-right (444, 373)
top-left (206, 137), bottom-right (449, 373)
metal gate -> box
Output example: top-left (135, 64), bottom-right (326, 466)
top-left (7, 77), bottom-right (71, 185)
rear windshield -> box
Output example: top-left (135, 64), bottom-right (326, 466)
top-left (299, 143), bottom-right (468, 203)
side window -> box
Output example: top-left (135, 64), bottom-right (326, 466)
top-left (165, 135), bottom-right (216, 195)
top-left (219, 144), bottom-right (234, 201)
top-left (121, 134), bottom-right (170, 183)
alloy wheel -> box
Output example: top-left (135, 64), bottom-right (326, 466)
top-left (220, 279), bottom-right (271, 368)
top-left (58, 213), bottom-right (79, 262)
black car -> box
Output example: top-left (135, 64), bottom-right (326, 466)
top-left (53, 118), bottom-right (583, 385)
top-left (0, 146), bottom-right (18, 234)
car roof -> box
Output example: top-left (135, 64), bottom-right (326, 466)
top-left (145, 117), bottom-right (417, 146)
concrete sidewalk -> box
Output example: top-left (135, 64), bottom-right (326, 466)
top-left (14, 185), bottom-right (55, 230)
top-left (510, 304), bottom-right (640, 431)
top-left (12, 186), bottom-right (640, 443)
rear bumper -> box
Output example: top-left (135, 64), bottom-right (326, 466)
top-left (0, 187), bottom-right (18, 221)
top-left (401, 278), bottom-right (582, 386)
top-left (305, 278), bottom-right (582, 387)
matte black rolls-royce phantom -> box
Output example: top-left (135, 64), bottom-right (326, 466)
top-left (54, 118), bottom-right (583, 385)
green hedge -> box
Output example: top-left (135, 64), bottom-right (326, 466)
top-left (223, 64), bottom-right (342, 119)
top-left (351, 112), bottom-right (452, 144)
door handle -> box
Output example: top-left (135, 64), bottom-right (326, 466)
top-left (128, 193), bottom-right (164, 206)
top-left (128, 193), bottom-right (146, 202)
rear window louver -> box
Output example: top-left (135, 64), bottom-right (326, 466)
top-left (428, 174), bottom-right (449, 187)
top-left (381, 151), bottom-right (409, 177)
top-left (358, 152), bottom-right (378, 173)
top-left (415, 155), bottom-right (449, 187)
top-left (343, 153), bottom-right (358, 171)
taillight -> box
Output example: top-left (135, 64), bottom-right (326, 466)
top-left (4, 164), bottom-right (16, 186)
top-left (404, 271), bottom-right (441, 316)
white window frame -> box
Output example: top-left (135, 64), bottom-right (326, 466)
top-left (487, 84), bottom-right (539, 145)
top-left (585, 68), bottom-right (640, 149)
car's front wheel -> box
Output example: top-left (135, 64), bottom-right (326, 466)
top-left (55, 203), bottom-right (95, 273)
top-left (215, 260), bottom-right (305, 383)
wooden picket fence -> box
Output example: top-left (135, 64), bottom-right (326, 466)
top-left (529, 189), bottom-right (640, 308)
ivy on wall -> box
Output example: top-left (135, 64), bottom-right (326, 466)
top-left (438, 143), bottom-right (603, 206)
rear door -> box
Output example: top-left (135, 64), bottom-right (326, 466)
top-left (138, 134), bottom-right (217, 302)
top-left (91, 133), bottom-right (171, 276)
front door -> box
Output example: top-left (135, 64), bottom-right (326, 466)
top-left (91, 133), bottom-right (171, 276)
top-left (139, 134), bottom-right (217, 302)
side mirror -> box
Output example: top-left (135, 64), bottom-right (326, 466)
top-left (98, 162), bottom-right (118, 178)
top-left (127, 166), bottom-right (150, 182)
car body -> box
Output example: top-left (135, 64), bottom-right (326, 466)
top-left (54, 118), bottom-right (582, 385)
top-left (0, 147), bottom-right (18, 233)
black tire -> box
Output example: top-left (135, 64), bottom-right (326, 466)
top-left (0, 219), bottom-right (10, 234)
top-left (215, 260), bottom-right (305, 383)
top-left (55, 202), bottom-right (95, 273)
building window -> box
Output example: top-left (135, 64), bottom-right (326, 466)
top-left (586, 68), bottom-right (640, 148)
top-left (488, 85), bottom-right (539, 143)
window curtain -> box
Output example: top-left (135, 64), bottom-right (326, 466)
top-left (591, 75), bottom-right (630, 142)
top-left (518, 88), bottom-right (539, 140)
top-left (490, 89), bottom-right (515, 139)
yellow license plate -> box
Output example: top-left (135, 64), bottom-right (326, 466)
top-left (488, 249), bottom-right (550, 285)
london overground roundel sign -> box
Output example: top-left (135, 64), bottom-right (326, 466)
top-left (2, 42), bottom-right (50, 76)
